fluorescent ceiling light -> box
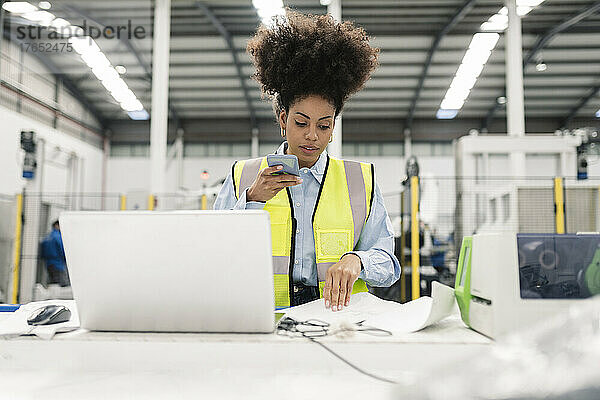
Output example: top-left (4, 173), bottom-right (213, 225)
top-left (437, 2), bottom-right (545, 119)
top-left (92, 66), bottom-right (118, 81)
top-left (481, 21), bottom-right (507, 31)
top-left (480, 22), bottom-right (508, 32)
top-left (436, 109), bottom-right (459, 119)
top-left (68, 36), bottom-right (99, 54)
top-left (450, 73), bottom-right (478, 90)
top-left (128, 110), bottom-right (150, 120)
top-left (456, 62), bottom-right (485, 78)
top-left (488, 14), bottom-right (508, 25)
top-left (2, 2), bottom-right (37, 13)
top-left (82, 52), bottom-right (110, 69)
top-left (462, 49), bottom-right (492, 66)
top-left (517, 6), bottom-right (533, 16)
top-left (101, 77), bottom-right (128, 93)
top-left (469, 33), bottom-right (500, 52)
top-left (252, 0), bottom-right (285, 26)
top-left (517, 0), bottom-right (544, 6)
top-left (252, 0), bottom-right (283, 8)
top-left (446, 86), bottom-right (471, 102)
top-left (38, 1), bottom-right (51, 9)
top-left (22, 10), bottom-right (54, 25)
top-left (441, 97), bottom-right (465, 110)
top-left (112, 88), bottom-right (137, 103)
top-left (50, 17), bottom-right (69, 29)
top-left (121, 99), bottom-right (144, 112)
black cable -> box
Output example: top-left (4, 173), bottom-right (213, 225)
top-left (277, 317), bottom-right (399, 384)
top-left (306, 336), bottom-right (399, 385)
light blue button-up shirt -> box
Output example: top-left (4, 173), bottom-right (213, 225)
top-left (213, 142), bottom-right (401, 287)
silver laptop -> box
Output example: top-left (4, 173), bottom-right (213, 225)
top-left (59, 211), bottom-right (275, 333)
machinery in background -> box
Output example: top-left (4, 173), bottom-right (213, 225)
top-left (454, 133), bottom-right (599, 241)
top-left (455, 232), bottom-right (600, 338)
top-left (20, 130), bottom-right (37, 179)
top-left (571, 127), bottom-right (600, 180)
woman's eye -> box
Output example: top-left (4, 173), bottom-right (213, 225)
top-left (295, 121), bottom-right (307, 127)
top-left (319, 125), bottom-right (330, 130)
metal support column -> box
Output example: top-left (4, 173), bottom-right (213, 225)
top-left (327, 0), bottom-right (342, 158)
top-left (150, 0), bottom-right (172, 201)
top-left (0, 0), bottom-right (5, 80)
top-left (404, 129), bottom-right (412, 158)
top-left (505, 0), bottom-right (525, 137)
top-left (251, 127), bottom-right (259, 158)
top-left (101, 136), bottom-right (110, 210)
top-left (176, 128), bottom-right (184, 190)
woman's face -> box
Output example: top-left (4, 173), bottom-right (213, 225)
top-left (279, 95), bottom-right (335, 168)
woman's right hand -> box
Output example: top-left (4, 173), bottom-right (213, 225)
top-left (246, 165), bottom-right (303, 202)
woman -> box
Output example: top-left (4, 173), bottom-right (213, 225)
top-left (214, 10), bottom-right (400, 311)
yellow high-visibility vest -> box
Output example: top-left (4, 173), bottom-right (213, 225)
top-left (233, 155), bottom-right (374, 308)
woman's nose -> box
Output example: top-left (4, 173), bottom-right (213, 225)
top-left (306, 125), bottom-right (318, 140)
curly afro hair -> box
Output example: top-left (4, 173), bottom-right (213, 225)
top-left (246, 10), bottom-right (379, 118)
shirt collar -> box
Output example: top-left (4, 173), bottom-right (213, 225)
top-left (275, 141), bottom-right (327, 179)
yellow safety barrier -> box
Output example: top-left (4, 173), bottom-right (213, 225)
top-left (11, 194), bottom-right (23, 304)
top-left (148, 194), bottom-right (155, 211)
top-left (120, 195), bottom-right (127, 211)
top-left (201, 194), bottom-right (207, 210)
top-left (410, 176), bottom-right (420, 300)
top-left (553, 177), bottom-right (565, 234)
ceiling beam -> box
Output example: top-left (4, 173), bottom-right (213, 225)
top-left (196, 2), bottom-right (258, 133)
top-left (481, 1), bottom-right (600, 131)
top-left (403, 0), bottom-right (477, 134)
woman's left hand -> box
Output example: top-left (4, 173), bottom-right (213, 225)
top-left (322, 254), bottom-right (362, 312)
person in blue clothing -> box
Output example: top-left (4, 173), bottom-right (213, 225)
top-left (40, 220), bottom-right (70, 287)
top-left (214, 10), bottom-right (400, 310)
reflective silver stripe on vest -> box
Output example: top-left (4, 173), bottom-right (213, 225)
top-left (343, 160), bottom-right (368, 247)
top-left (272, 256), bottom-right (290, 274)
top-left (316, 262), bottom-right (336, 282)
top-left (238, 158), bottom-right (263, 199)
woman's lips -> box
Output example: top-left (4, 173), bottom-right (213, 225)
top-left (299, 145), bottom-right (319, 155)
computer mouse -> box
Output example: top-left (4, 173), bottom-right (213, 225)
top-left (27, 305), bottom-right (71, 326)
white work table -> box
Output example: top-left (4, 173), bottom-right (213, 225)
top-left (0, 313), bottom-right (491, 400)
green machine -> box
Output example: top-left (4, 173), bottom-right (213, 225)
top-left (454, 236), bottom-right (472, 326)
top-left (454, 233), bottom-right (600, 338)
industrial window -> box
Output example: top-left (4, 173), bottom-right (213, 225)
top-left (110, 144), bottom-right (149, 157)
top-left (184, 143), bottom-right (252, 157)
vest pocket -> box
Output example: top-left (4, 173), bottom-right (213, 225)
top-left (267, 206), bottom-right (291, 256)
top-left (315, 229), bottom-right (353, 263)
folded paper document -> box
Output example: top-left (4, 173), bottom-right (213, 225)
top-left (283, 281), bottom-right (456, 333)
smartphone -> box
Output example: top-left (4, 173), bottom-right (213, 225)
top-left (266, 154), bottom-right (300, 176)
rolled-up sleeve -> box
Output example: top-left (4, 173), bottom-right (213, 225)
top-left (213, 168), bottom-right (265, 211)
top-left (346, 182), bottom-right (401, 287)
